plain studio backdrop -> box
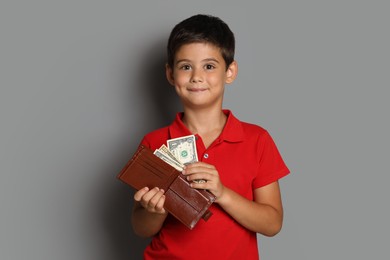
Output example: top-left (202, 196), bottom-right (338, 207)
top-left (1, 1), bottom-right (389, 259)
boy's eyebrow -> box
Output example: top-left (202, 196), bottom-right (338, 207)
top-left (175, 59), bottom-right (191, 64)
top-left (175, 58), bottom-right (220, 64)
top-left (202, 58), bottom-right (220, 63)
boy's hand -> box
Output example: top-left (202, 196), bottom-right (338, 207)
top-left (134, 187), bottom-right (167, 215)
top-left (182, 162), bottom-right (225, 201)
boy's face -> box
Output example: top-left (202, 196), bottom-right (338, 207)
top-left (166, 42), bottom-right (237, 110)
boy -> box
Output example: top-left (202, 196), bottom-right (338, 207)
top-left (131, 14), bottom-right (290, 259)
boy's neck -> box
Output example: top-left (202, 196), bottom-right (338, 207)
top-left (182, 108), bottom-right (227, 137)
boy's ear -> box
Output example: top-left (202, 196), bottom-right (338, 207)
top-left (225, 60), bottom-right (238, 84)
top-left (165, 64), bottom-right (175, 86)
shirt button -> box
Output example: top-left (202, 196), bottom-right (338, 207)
top-left (203, 153), bottom-right (209, 159)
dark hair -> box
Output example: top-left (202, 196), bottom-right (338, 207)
top-left (167, 14), bottom-right (235, 70)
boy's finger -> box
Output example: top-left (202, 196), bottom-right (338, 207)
top-left (134, 187), bottom-right (149, 201)
top-left (141, 187), bottom-right (163, 202)
top-left (155, 195), bottom-right (166, 211)
top-left (186, 161), bottom-right (215, 169)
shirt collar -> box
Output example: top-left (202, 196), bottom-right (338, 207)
top-left (168, 110), bottom-right (245, 143)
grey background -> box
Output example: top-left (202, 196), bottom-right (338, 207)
top-left (1, 1), bottom-right (389, 259)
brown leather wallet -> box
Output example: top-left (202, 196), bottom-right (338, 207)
top-left (117, 145), bottom-right (216, 229)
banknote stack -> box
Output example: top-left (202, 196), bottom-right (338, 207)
top-left (153, 135), bottom-right (206, 184)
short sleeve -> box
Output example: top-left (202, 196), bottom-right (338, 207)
top-left (253, 131), bottom-right (290, 188)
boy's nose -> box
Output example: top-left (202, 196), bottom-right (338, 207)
top-left (190, 69), bottom-right (203, 83)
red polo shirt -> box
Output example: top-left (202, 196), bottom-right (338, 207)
top-left (140, 110), bottom-right (289, 260)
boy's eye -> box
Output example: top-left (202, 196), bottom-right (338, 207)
top-left (180, 64), bottom-right (191, 70)
top-left (205, 64), bottom-right (215, 70)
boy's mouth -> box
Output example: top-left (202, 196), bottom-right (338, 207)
top-left (187, 87), bottom-right (207, 92)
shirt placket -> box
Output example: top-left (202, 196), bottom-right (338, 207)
top-left (195, 135), bottom-right (223, 163)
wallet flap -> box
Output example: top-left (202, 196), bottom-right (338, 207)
top-left (164, 175), bottom-right (216, 229)
top-left (117, 145), bottom-right (179, 191)
top-left (201, 210), bottom-right (213, 221)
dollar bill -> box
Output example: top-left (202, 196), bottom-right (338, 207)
top-left (158, 144), bottom-right (184, 168)
top-left (153, 135), bottom-right (205, 184)
top-left (153, 149), bottom-right (184, 171)
top-left (167, 135), bottom-right (198, 165)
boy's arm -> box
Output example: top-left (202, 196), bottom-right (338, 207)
top-left (131, 187), bottom-right (168, 237)
top-left (184, 162), bottom-right (284, 236)
top-left (217, 181), bottom-right (284, 236)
